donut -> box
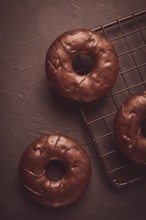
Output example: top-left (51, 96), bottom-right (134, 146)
top-left (19, 134), bottom-right (91, 208)
top-left (45, 29), bottom-right (119, 102)
top-left (114, 91), bottom-right (146, 166)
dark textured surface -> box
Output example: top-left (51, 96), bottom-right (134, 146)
top-left (46, 29), bottom-right (118, 102)
top-left (1, 0), bottom-right (146, 220)
top-left (114, 92), bottom-right (146, 165)
top-left (19, 134), bottom-right (91, 208)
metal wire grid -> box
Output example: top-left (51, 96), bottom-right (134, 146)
top-left (78, 10), bottom-right (146, 188)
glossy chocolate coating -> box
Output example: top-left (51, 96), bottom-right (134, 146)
top-left (114, 91), bottom-right (146, 165)
top-left (19, 134), bottom-right (91, 208)
top-left (45, 29), bottom-right (119, 102)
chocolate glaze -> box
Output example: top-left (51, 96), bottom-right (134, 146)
top-left (114, 91), bottom-right (146, 165)
top-left (19, 134), bottom-right (91, 208)
top-left (45, 29), bottom-right (119, 102)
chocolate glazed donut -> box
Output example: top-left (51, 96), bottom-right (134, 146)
top-left (114, 92), bottom-right (146, 165)
top-left (19, 134), bottom-right (91, 208)
top-left (45, 29), bottom-right (119, 102)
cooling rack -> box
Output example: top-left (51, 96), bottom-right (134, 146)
top-left (78, 10), bottom-right (146, 188)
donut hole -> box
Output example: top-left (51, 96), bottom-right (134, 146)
top-left (141, 119), bottom-right (146, 138)
top-left (46, 160), bottom-right (66, 180)
top-left (72, 53), bottom-right (93, 75)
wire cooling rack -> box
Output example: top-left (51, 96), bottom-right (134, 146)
top-left (78, 10), bottom-right (146, 188)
